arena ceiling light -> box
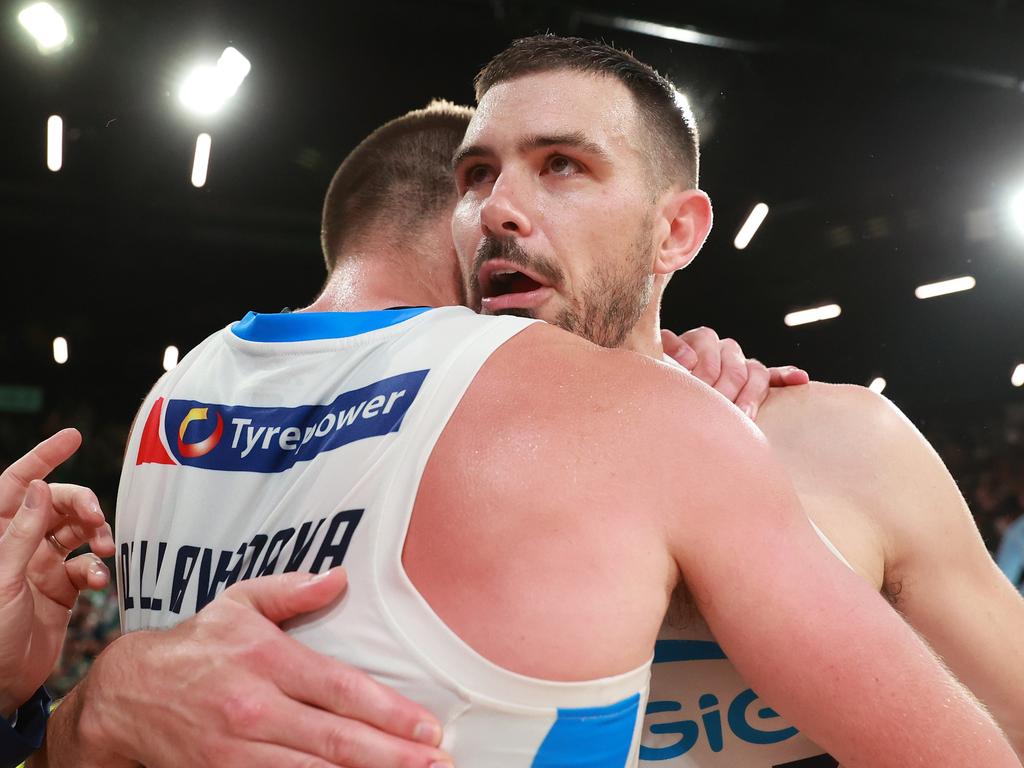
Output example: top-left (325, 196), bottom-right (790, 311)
top-left (734, 203), bottom-right (769, 250)
top-left (1011, 189), bottom-right (1024, 236)
top-left (52, 336), bottom-right (68, 364)
top-left (163, 346), bottom-right (180, 371)
top-left (191, 133), bottom-right (212, 187)
top-left (868, 377), bottom-right (887, 394)
top-left (1012, 364), bottom-right (1024, 388)
top-left (178, 47), bottom-right (251, 116)
top-left (17, 2), bottom-right (68, 54)
top-left (784, 303), bottom-right (841, 327)
top-left (46, 115), bottom-right (62, 171)
top-left (914, 276), bottom-right (975, 300)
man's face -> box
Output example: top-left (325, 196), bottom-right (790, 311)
top-left (451, 70), bottom-right (658, 348)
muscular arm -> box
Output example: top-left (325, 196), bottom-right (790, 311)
top-left (635, 368), bottom-right (1021, 768)
top-left (761, 385), bottom-right (1024, 753)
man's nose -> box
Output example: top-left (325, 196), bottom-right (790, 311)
top-left (480, 174), bottom-right (532, 238)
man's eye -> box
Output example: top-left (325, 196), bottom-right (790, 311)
top-left (465, 165), bottom-right (494, 186)
top-left (546, 155), bottom-right (580, 176)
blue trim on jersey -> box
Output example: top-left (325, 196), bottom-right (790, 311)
top-left (231, 308), bottom-right (432, 342)
top-left (532, 693), bottom-right (640, 767)
top-left (653, 639), bottom-right (727, 664)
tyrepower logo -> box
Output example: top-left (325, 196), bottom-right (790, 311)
top-left (135, 370), bottom-right (428, 473)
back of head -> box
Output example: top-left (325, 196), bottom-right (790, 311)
top-left (474, 34), bottom-right (699, 192)
top-left (320, 100), bottom-right (474, 272)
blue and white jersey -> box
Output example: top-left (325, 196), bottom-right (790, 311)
top-left (116, 305), bottom-right (650, 767)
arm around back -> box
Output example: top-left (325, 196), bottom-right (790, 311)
top-left (630, 364), bottom-right (1022, 768)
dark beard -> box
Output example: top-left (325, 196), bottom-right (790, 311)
top-left (471, 228), bottom-right (654, 349)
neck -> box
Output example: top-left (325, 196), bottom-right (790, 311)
top-left (620, 284), bottom-right (665, 360)
top-left (302, 254), bottom-right (459, 313)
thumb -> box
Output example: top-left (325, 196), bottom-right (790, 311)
top-left (660, 330), bottom-right (698, 370)
top-left (0, 480), bottom-right (52, 585)
top-left (224, 567), bottom-right (348, 625)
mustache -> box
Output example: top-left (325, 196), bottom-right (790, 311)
top-left (470, 236), bottom-right (564, 290)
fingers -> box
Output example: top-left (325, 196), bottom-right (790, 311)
top-left (224, 568), bottom-right (349, 625)
top-left (65, 553), bottom-right (111, 593)
top-left (0, 480), bottom-right (54, 586)
top-left (275, 642), bottom-right (445, 752)
top-left (680, 327), bottom-right (723, 386)
top-left (734, 360), bottom-right (771, 420)
top-left (227, 696), bottom-right (451, 768)
top-left (0, 429), bottom-right (82, 513)
top-left (660, 329), bottom-right (697, 370)
top-left (768, 366), bottom-right (810, 387)
top-left (710, 338), bottom-right (749, 404)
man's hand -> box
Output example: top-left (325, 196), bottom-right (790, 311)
top-left (42, 568), bottom-right (452, 768)
top-left (0, 429), bottom-right (115, 718)
top-left (661, 327), bottom-right (809, 419)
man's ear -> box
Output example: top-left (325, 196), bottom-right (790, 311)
top-left (652, 189), bottom-right (713, 276)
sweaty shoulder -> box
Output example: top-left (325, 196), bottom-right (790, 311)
top-left (404, 321), bottom-right (779, 680)
top-left (756, 381), bottom-right (922, 505)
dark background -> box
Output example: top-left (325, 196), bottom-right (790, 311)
top-left (3, 0), bottom-right (1024, 441)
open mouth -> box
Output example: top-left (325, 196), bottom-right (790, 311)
top-left (476, 260), bottom-right (556, 313)
top-left (483, 270), bottom-right (543, 298)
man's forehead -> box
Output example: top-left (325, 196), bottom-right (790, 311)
top-left (463, 69), bottom-right (642, 154)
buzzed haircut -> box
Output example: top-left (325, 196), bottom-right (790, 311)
top-left (321, 100), bottom-right (474, 272)
top-left (474, 35), bottom-right (699, 191)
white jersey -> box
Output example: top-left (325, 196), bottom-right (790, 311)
top-left (640, 356), bottom-right (844, 767)
top-left (116, 306), bottom-right (651, 767)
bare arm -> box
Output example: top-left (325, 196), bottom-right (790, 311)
top-left (640, 369), bottom-right (1021, 768)
top-left (841, 386), bottom-right (1024, 752)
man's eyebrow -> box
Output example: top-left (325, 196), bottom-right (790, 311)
top-left (518, 132), bottom-right (610, 162)
top-left (451, 144), bottom-right (490, 171)
top-left (452, 132), bottom-right (611, 171)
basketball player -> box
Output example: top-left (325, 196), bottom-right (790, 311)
top-left (451, 35), bottom-right (1024, 764)
top-left (97, 98), bottom-right (1020, 768)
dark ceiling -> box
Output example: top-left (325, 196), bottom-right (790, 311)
top-left (3, 0), bottom-right (1024, 428)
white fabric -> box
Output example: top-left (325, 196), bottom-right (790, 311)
top-left (116, 306), bottom-right (650, 767)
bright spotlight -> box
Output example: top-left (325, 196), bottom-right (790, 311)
top-left (1011, 190), bottom-right (1024, 236)
top-left (179, 46), bottom-right (251, 115)
top-left (914, 276), bottom-right (976, 300)
top-left (1012, 364), bottom-right (1024, 388)
top-left (52, 336), bottom-right (68, 364)
top-left (784, 303), bottom-right (842, 327)
top-left (734, 203), bottom-right (769, 250)
top-left (868, 377), bottom-right (887, 394)
top-left (191, 133), bottom-right (211, 187)
top-left (46, 114), bottom-right (62, 171)
top-left (163, 345), bottom-right (179, 371)
top-left (18, 2), bottom-right (68, 53)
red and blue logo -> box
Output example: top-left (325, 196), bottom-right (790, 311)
top-left (134, 370), bottom-right (427, 472)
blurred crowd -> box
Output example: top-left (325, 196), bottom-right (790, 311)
top-left (2, 395), bottom-right (1021, 698)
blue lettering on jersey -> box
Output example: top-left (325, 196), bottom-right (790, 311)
top-left (120, 509), bottom-right (364, 616)
top-left (164, 370), bottom-right (428, 472)
top-left (641, 640), bottom-right (800, 761)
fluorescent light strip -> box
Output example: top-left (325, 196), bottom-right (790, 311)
top-left (734, 203), bottom-right (769, 250)
top-left (572, 11), bottom-right (768, 53)
top-left (47, 115), bottom-right (62, 171)
top-left (784, 304), bottom-right (842, 327)
top-left (914, 276), bottom-right (975, 300)
top-left (191, 133), bottom-right (212, 188)
top-left (163, 345), bottom-right (179, 371)
top-left (868, 377), bottom-right (887, 394)
top-left (1012, 364), bottom-right (1024, 388)
top-left (52, 336), bottom-right (68, 364)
